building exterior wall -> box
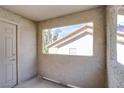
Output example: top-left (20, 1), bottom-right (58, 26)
top-left (49, 34), bottom-right (93, 56)
top-left (0, 7), bottom-right (37, 83)
top-left (38, 6), bottom-right (106, 87)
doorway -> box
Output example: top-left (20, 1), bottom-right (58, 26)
top-left (0, 20), bottom-right (17, 87)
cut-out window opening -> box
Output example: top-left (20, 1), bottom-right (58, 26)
top-left (42, 22), bottom-right (94, 56)
top-left (117, 14), bottom-right (124, 65)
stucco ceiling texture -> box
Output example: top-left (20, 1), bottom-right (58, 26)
top-left (1, 5), bottom-right (100, 21)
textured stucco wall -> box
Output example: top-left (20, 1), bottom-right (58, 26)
top-left (38, 7), bottom-right (107, 88)
top-left (0, 7), bottom-right (37, 83)
top-left (106, 5), bottom-right (124, 88)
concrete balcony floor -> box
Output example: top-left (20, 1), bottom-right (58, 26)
top-left (15, 77), bottom-right (67, 88)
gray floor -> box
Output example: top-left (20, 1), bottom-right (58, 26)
top-left (15, 77), bottom-right (67, 88)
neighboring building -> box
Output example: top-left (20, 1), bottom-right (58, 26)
top-left (117, 31), bottom-right (124, 65)
top-left (47, 25), bottom-right (93, 56)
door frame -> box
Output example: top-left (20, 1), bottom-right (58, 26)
top-left (0, 18), bottom-right (19, 86)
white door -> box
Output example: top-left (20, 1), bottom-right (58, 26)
top-left (0, 21), bottom-right (17, 88)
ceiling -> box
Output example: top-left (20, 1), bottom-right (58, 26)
top-left (1, 5), bottom-right (100, 21)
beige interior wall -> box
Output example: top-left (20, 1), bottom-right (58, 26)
top-left (38, 7), bottom-right (107, 88)
top-left (0, 7), bottom-right (37, 83)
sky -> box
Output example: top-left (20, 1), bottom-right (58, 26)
top-left (51, 23), bottom-right (83, 38)
top-left (118, 15), bottom-right (124, 25)
top-left (117, 15), bottom-right (124, 32)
